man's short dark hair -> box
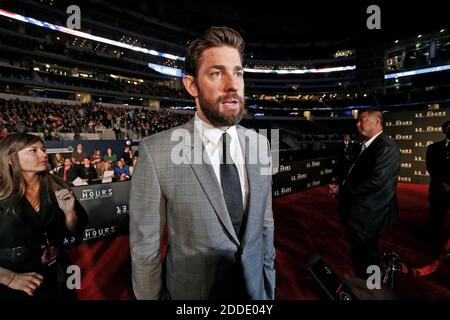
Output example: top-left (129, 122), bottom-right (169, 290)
top-left (442, 120), bottom-right (450, 132)
top-left (361, 108), bottom-right (383, 124)
top-left (184, 26), bottom-right (245, 77)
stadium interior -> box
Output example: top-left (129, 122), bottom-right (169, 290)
top-left (0, 0), bottom-right (449, 301)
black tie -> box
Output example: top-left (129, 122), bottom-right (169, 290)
top-left (220, 132), bottom-right (244, 237)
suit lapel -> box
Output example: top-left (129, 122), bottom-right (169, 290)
top-left (182, 120), bottom-right (240, 245)
top-left (348, 133), bottom-right (384, 180)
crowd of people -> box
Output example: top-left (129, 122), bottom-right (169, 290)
top-left (49, 144), bottom-right (139, 184)
top-left (0, 98), bottom-right (192, 140)
top-left (0, 30), bottom-right (191, 100)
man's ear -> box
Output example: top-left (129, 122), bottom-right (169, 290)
top-left (182, 75), bottom-right (198, 98)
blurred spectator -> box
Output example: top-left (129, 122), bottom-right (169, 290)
top-left (129, 155), bottom-right (138, 176)
top-left (121, 146), bottom-right (133, 166)
top-left (51, 153), bottom-right (64, 170)
top-left (0, 127), bottom-right (8, 138)
top-left (114, 159), bottom-right (130, 181)
top-left (90, 148), bottom-right (102, 166)
top-left (54, 158), bottom-right (77, 183)
top-left (71, 143), bottom-right (88, 165)
top-left (96, 160), bottom-right (113, 180)
top-left (43, 128), bottom-right (53, 141)
top-left (78, 157), bottom-right (98, 183)
top-left (103, 147), bottom-right (117, 166)
top-left (113, 124), bottom-right (122, 140)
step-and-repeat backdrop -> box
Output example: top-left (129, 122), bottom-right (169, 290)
top-left (384, 109), bottom-right (448, 184)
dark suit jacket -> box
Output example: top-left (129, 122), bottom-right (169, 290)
top-left (338, 141), bottom-right (361, 183)
top-left (338, 132), bottom-right (401, 235)
top-left (426, 139), bottom-right (450, 192)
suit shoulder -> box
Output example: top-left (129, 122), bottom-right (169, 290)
top-left (140, 122), bottom-right (192, 148)
top-left (381, 133), bottom-right (399, 147)
top-left (427, 140), bottom-right (445, 150)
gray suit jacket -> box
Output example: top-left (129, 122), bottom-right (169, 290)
top-left (129, 119), bottom-right (275, 300)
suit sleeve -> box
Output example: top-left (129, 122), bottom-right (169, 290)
top-left (426, 145), bottom-right (441, 183)
top-left (263, 141), bottom-right (276, 300)
top-left (129, 140), bottom-right (166, 300)
top-left (345, 143), bottom-right (400, 196)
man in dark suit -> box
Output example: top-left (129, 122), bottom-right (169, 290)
top-left (330, 109), bottom-right (401, 279)
top-left (426, 120), bottom-right (450, 242)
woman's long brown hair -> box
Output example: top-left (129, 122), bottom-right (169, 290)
top-left (0, 133), bottom-right (69, 214)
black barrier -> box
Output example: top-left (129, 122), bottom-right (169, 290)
top-left (65, 181), bottom-right (130, 244)
top-left (384, 109), bottom-right (449, 184)
top-left (272, 156), bottom-right (339, 197)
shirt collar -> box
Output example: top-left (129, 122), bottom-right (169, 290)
top-left (364, 130), bottom-right (383, 149)
top-left (194, 112), bottom-right (238, 145)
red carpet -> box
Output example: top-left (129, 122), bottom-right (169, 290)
top-left (273, 183), bottom-right (450, 299)
top-left (65, 183), bottom-right (450, 299)
top-left (66, 236), bottom-right (135, 300)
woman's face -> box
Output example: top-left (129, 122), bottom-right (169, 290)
top-left (17, 141), bottom-right (48, 174)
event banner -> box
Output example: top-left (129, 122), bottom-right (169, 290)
top-left (383, 109), bottom-right (448, 184)
top-left (272, 156), bottom-right (339, 197)
top-left (66, 181), bottom-right (130, 243)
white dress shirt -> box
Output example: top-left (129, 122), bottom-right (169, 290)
top-left (363, 130), bottom-right (383, 150)
top-left (194, 113), bottom-right (249, 209)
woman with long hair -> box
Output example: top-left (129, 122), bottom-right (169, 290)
top-left (90, 148), bottom-right (102, 166)
top-left (0, 133), bottom-right (87, 300)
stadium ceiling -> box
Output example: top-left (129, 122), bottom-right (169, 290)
top-left (2, 0), bottom-right (448, 59)
top-left (93, 0), bottom-right (448, 43)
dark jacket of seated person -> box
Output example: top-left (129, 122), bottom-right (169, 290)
top-left (77, 158), bottom-right (98, 183)
top-left (54, 159), bottom-right (78, 183)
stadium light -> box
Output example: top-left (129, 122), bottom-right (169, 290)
top-left (0, 8), bottom-right (184, 61)
top-left (385, 64), bottom-right (450, 79)
top-left (0, 8), bottom-right (358, 76)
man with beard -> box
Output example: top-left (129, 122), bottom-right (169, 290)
top-left (129, 26), bottom-right (275, 300)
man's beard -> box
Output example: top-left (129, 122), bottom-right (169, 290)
top-left (198, 90), bottom-right (244, 127)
